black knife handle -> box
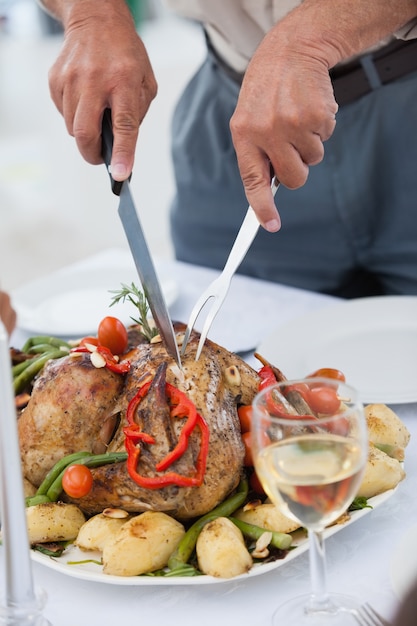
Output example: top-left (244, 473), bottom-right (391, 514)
top-left (101, 108), bottom-right (131, 196)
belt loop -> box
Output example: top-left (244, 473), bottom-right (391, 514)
top-left (359, 53), bottom-right (383, 90)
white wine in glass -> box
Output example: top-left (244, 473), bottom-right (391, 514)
top-left (251, 377), bottom-right (368, 624)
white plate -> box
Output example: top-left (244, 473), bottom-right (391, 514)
top-left (391, 524), bottom-right (417, 600)
top-left (12, 266), bottom-right (178, 337)
top-left (31, 489), bottom-right (394, 586)
top-left (257, 296), bottom-right (417, 404)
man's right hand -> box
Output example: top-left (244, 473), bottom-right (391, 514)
top-left (46, 0), bottom-right (157, 181)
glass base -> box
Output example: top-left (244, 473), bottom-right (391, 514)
top-left (271, 593), bottom-right (363, 625)
top-left (0, 588), bottom-right (52, 626)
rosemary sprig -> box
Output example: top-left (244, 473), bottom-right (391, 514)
top-left (109, 282), bottom-right (159, 342)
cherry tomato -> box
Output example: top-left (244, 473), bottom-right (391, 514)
top-left (79, 336), bottom-right (99, 349)
top-left (62, 464), bottom-right (93, 499)
top-left (306, 386), bottom-right (341, 415)
top-left (98, 316), bottom-right (128, 355)
top-left (238, 405), bottom-right (253, 433)
top-left (327, 416), bottom-right (350, 436)
top-left (242, 431), bottom-right (270, 467)
top-left (249, 470), bottom-right (266, 496)
top-left (242, 432), bottom-right (254, 466)
top-left (307, 368), bottom-right (346, 383)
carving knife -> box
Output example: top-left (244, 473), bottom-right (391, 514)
top-left (101, 109), bottom-right (181, 368)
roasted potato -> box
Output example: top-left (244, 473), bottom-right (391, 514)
top-left (75, 509), bottom-right (131, 552)
top-left (26, 502), bottom-right (85, 544)
top-left (365, 404), bottom-right (410, 461)
top-left (102, 511), bottom-right (185, 576)
top-left (234, 502), bottom-right (300, 534)
top-left (196, 516), bottom-right (252, 578)
top-left (357, 444), bottom-right (406, 499)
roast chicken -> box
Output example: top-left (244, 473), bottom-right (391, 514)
top-left (18, 324), bottom-right (260, 519)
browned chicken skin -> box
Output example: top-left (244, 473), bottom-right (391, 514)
top-left (18, 325), bottom-right (260, 519)
top-left (18, 353), bottom-right (124, 486)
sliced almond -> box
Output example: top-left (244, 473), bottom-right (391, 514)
top-left (224, 365), bottom-right (241, 386)
top-left (90, 351), bottom-right (106, 368)
top-left (84, 342), bottom-right (98, 353)
top-left (242, 499), bottom-right (263, 512)
top-left (102, 508), bottom-right (130, 519)
top-left (69, 351), bottom-right (83, 358)
top-left (252, 531), bottom-right (272, 559)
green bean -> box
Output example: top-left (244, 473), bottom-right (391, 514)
top-left (12, 356), bottom-right (39, 377)
top-left (21, 336), bottom-right (72, 352)
top-left (26, 343), bottom-right (70, 355)
top-left (158, 565), bottom-right (200, 577)
top-left (45, 452), bottom-right (128, 502)
top-left (36, 451), bottom-right (92, 496)
top-left (25, 494), bottom-right (52, 507)
top-left (167, 477), bottom-right (249, 571)
top-left (229, 517), bottom-right (293, 550)
top-left (13, 349), bottom-right (65, 394)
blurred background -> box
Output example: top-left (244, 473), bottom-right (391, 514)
top-left (0, 0), bottom-right (206, 291)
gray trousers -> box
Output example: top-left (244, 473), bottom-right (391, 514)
top-left (169, 52), bottom-right (417, 298)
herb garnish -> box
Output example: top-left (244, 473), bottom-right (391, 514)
top-left (349, 496), bottom-right (372, 511)
top-left (109, 282), bottom-right (159, 342)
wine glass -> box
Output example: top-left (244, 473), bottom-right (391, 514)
top-left (0, 321), bottom-right (52, 625)
top-left (251, 377), bottom-right (368, 625)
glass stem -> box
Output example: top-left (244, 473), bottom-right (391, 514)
top-left (307, 529), bottom-right (330, 612)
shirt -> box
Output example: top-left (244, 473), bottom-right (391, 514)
top-left (164, 0), bottom-right (417, 72)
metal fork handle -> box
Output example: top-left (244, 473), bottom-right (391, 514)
top-left (222, 176), bottom-right (280, 280)
top-left (181, 176), bottom-right (280, 359)
top-left (190, 176), bottom-right (280, 360)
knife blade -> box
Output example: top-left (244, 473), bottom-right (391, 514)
top-left (101, 109), bottom-right (181, 368)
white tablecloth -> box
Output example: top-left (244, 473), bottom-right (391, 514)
top-left (3, 250), bottom-right (417, 626)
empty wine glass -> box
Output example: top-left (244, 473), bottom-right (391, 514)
top-left (251, 377), bottom-right (368, 624)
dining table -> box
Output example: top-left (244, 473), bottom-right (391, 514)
top-left (2, 248), bottom-right (416, 626)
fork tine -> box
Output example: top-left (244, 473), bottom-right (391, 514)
top-left (363, 604), bottom-right (391, 626)
top-left (181, 175), bottom-right (280, 359)
top-left (180, 291), bottom-right (214, 357)
top-left (354, 613), bottom-right (369, 626)
top-left (194, 295), bottom-right (224, 361)
top-left (356, 603), bottom-right (391, 626)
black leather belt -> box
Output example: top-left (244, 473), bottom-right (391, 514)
top-left (330, 38), bottom-right (417, 106)
top-left (207, 34), bottom-right (417, 107)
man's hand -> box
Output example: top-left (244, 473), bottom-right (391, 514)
top-left (47, 0), bottom-right (157, 181)
top-left (0, 291), bottom-right (16, 336)
top-left (230, 24), bottom-right (338, 232)
top-left (230, 0), bottom-right (417, 231)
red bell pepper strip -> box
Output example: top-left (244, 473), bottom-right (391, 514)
top-left (123, 380), bottom-right (210, 489)
top-left (265, 388), bottom-right (318, 421)
top-left (155, 383), bottom-right (199, 472)
top-left (257, 368), bottom-right (318, 421)
top-left (258, 365), bottom-right (276, 390)
top-left (96, 345), bottom-right (131, 374)
top-left (70, 343), bottom-right (130, 374)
